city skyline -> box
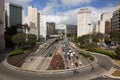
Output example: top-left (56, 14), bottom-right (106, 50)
top-left (5, 0), bottom-right (120, 29)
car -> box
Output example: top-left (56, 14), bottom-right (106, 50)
top-left (71, 63), bottom-right (74, 68)
top-left (79, 60), bottom-right (82, 65)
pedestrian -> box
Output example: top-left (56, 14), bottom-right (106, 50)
top-left (91, 66), bottom-right (94, 72)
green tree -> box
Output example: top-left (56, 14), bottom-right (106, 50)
top-left (12, 33), bottom-right (37, 48)
top-left (91, 32), bottom-right (104, 44)
top-left (115, 46), bottom-right (120, 56)
top-left (110, 30), bottom-right (120, 44)
top-left (78, 34), bottom-right (89, 45)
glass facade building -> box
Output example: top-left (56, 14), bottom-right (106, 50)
top-left (5, 3), bottom-right (23, 27)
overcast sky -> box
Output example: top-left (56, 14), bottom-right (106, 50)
top-left (5, 0), bottom-right (120, 29)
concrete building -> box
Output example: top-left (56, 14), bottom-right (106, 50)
top-left (99, 13), bottom-right (112, 34)
top-left (28, 6), bottom-right (47, 40)
top-left (28, 6), bottom-right (40, 40)
top-left (95, 24), bottom-right (99, 33)
top-left (112, 3), bottom-right (120, 31)
top-left (55, 29), bottom-right (65, 35)
top-left (65, 24), bottom-right (77, 41)
top-left (105, 19), bottom-right (112, 35)
top-left (77, 8), bottom-right (92, 37)
top-left (0, 0), bottom-right (5, 49)
top-left (46, 22), bottom-right (55, 35)
top-left (39, 12), bottom-right (47, 39)
top-left (28, 6), bottom-right (39, 28)
top-left (5, 3), bottom-right (24, 27)
top-left (65, 25), bottom-right (77, 34)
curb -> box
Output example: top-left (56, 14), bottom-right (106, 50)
top-left (3, 43), bottom-right (98, 75)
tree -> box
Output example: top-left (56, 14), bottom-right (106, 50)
top-left (110, 30), bottom-right (120, 45)
top-left (5, 26), bottom-right (18, 48)
top-left (12, 33), bottom-right (37, 48)
top-left (115, 46), bottom-right (120, 56)
top-left (77, 34), bottom-right (89, 45)
top-left (91, 32), bottom-right (104, 44)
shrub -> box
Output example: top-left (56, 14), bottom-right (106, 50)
top-left (79, 52), bottom-right (95, 61)
top-left (115, 46), bottom-right (120, 56)
top-left (10, 49), bottom-right (24, 56)
top-left (88, 48), bottom-right (116, 58)
top-left (79, 43), bottom-right (98, 50)
top-left (89, 56), bottom-right (95, 61)
top-left (79, 52), bottom-right (90, 58)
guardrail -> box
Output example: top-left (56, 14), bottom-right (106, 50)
top-left (3, 42), bottom-right (98, 75)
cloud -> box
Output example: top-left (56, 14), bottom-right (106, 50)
top-left (61, 0), bottom-right (96, 7)
top-left (46, 6), bottom-right (116, 29)
top-left (43, 0), bottom-right (62, 15)
top-left (5, 0), bottom-right (33, 4)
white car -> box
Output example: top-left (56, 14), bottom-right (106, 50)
top-left (79, 60), bottom-right (82, 65)
top-left (71, 63), bottom-right (74, 68)
top-left (70, 53), bottom-right (73, 57)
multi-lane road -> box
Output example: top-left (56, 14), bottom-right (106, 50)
top-left (0, 41), bottom-right (120, 80)
top-left (21, 39), bottom-right (58, 70)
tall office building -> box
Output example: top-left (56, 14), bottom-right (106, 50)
top-left (77, 8), bottom-right (92, 37)
top-left (39, 12), bottom-right (47, 39)
top-left (112, 3), bottom-right (120, 31)
top-left (105, 19), bottom-right (112, 35)
top-left (99, 13), bottom-right (112, 34)
top-left (46, 22), bottom-right (56, 35)
top-left (5, 3), bottom-right (24, 27)
top-left (65, 25), bottom-right (77, 34)
top-left (65, 24), bottom-right (77, 41)
top-left (28, 6), bottom-right (47, 40)
top-left (28, 6), bottom-right (39, 28)
top-left (95, 24), bottom-right (99, 33)
top-left (0, 0), bottom-right (5, 49)
top-left (28, 6), bottom-right (40, 40)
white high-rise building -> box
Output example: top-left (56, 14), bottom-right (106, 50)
top-left (0, 0), bottom-right (5, 49)
top-left (77, 8), bottom-right (92, 37)
top-left (28, 6), bottom-right (40, 40)
top-left (39, 12), bottom-right (47, 39)
top-left (99, 13), bottom-right (112, 34)
top-left (28, 6), bottom-right (47, 40)
top-left (28, 6), bottom-right (39, 27)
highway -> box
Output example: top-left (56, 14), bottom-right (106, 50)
top-left (0, 54), bottom-right (119, 80)
top-left (0, 42), bottom-right (120, 80)
top-left (21, 39), bottom-right (58, 70)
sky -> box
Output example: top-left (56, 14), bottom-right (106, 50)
top-left (5, 0), bottom-right (120, 29)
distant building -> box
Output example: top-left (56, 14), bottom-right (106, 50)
top-left (0, 0), bottom-right (5, 49)
top-left (28, 6), bottom-right (47, 40)
top-left (5, 3), bottom-right (24, 27)
top-left (99, 13), bottom-right (112, 34)
top-left (112, 3), bottom-right (120, 31)
top-left (46, 22), bottom-right (55, 35)
top-left (105, 19), bottom-right (112, 35)
top-left (55, 29), bottom-right (65, 35)
top-left (39, 12), bottom-right (47, 39)
top-left (28, 6), bottom-right (40, 40)
top-left (77, 8), bottom-right (92, 37)
top-left (95, 24), bottom-right (99, 33)
top-left (65, 24), bottom-right (77, 41)
top-left (28, 6), bottom-right (39, 28)
top-left (65, 25), bottom-right (77, 34)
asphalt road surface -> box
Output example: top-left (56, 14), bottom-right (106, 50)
top-left (0, 50), bottom-right (120, 80)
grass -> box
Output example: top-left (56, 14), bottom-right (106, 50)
top-left (88, 48), bottom-right (116, 59)
top-left (79, 52), bottom-right (95, 61)
top-left (10, 49), bottom-right (24, 56)
top-left (112, 70), bottom-right (120, 77)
